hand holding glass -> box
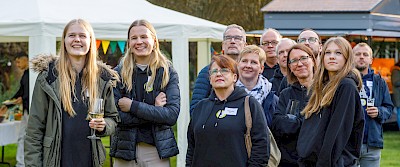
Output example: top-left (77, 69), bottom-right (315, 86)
top-left (87, 98), bottom-right (104, 140)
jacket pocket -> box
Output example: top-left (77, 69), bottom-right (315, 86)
top-left (43, 136), bottom-right (53, 166)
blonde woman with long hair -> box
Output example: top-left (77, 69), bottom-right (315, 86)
top-left (110, 19), bottom-right (180, 167)
top-left (25, 19), bottom-right (119, 167)
top-left (296, 37), bottom-right (365, 167)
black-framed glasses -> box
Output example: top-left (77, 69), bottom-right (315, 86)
top-left (209, 68), bottom-right (231, 76)
top-left (260, 40), bottom-right (279, 47)
top-left (297, 37), bottom-right (319, 44)
top-left (288, 56), bottom-right (310, 66)
top-left (223, 35), bottom-right (243, 42)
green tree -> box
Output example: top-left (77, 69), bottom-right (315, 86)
top-left (148, 0), bottom-right (272, 31)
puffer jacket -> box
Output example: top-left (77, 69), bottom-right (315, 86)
top-left (190, 65), bottom-right (211, 114)
top-left (110, 64), bottom-right (180, 160)
top-left (25, 54), bottom-right (119, 167)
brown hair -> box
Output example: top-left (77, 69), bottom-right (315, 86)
top-left (209, 54), bottom-right (238, 76)
top-left (286, 44), bottom-right (316, 84)
top-left (302, 37), bottom-right (362, 119)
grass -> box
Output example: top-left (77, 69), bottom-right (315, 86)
top-left (2, 131), bottom-right (399, 166)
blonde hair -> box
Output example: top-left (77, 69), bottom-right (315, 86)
top-left (121, 19), bottom-right (171, 92)
top-left (238, 45), bottom-right (266, 65)
top-left (57, 19), bottom-right (98, 117)
top-left (302, 37), bottom-right (362, 119)
top-left (353, 42), bottom-right (373, 58)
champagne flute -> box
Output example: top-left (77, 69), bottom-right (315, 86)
top-left (87, 98), bottom-right (104, 140)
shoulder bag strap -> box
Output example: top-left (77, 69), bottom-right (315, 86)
top-left (244, 96), bottom-right (252, 158)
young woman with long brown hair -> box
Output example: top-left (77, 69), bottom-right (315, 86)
top-left (297, 37), bottom-right (365, 167)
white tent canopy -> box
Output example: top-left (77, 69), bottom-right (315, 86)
top-left (0, 0), bottom-right (226, 166)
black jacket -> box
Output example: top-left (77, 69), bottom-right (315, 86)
top-left (297, 76), bottom-right (365, 167)
top-left (110, 65), bottom-right (180, 160)
top-left (186, 87), bottom-right (269, 167)
top-left (13, 69), bottom-right (29, 113)
top-left (272, 82), bottom-right (308, 166)
top-left (269, 68), bottom-right (284, 96)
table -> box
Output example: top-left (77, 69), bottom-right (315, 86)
top-left (0, 121), bottom-right (21, 167)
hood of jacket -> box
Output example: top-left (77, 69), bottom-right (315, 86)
top-left (30, 53), bottom-right (119, 86)
top-left (346, 71), bottom-right (362, 91)
top-left (208, 86), bottom-right (248, 103)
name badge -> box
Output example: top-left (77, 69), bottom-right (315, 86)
top-left (366, 81), bottom-right (373, 87)
top-left (367, 98), bottom-right (375, 107)
top-left (223, 107), bottom-right (238, 116)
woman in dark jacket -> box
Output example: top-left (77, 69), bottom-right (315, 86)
top-left (297, 37), bottom-right (364, 167)
top-left (271, 44), bottom-right (316, 167)
top-left (186, 55), bottom-right (269, 167)
top-left (110, 19), bottom-right (180, 166)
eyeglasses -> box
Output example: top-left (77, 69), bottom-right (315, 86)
top-left (209, 68), bottom-right (231, 76)
top-left (297, 37), bottom-right (319, 44)
top-left (261, 40), bottom-right (279, 47)
top-left (288, 56), bottom-right (310, 66)
top-left (223, 35), bottom-right (243, 42)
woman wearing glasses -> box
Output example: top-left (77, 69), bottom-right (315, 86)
top-left (186, 55), bottom-right (269, 167)
top-left (297, 37), bottom-right (364, 167)
top-left (271, 44), bottom-right (316, 167)
top-left (110, 19), bottom-right (180, 166)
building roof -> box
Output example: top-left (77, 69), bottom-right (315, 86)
top-left (261, 0), bottom-right (382, 12)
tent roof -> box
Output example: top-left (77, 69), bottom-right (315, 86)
top-left (0, 0), bottom-right (226, 41)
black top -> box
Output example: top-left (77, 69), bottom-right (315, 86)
top-left (269, 68), bottom-right (284, 96)
top-left (271, 82), bottom-right (308, 166)
top-left (187, 87), bottom-right (269, 167)
top-left (262, 63), bottom-right (279, 80)
top-left (13, 69), bottom-right (29, 113)
top-left (297, 76), bottom-right (364, 167)
top-left (134, 67), bottom-right (155, 145)
top-left (61, 72), bottom-right (93, 167)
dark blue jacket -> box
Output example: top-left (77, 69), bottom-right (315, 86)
top-left (262, 91), bottom-right (279, 127)
top-left (269, 68), bottom-right (284, 96)
top-left (190, 65), bottom-right (211, 114)
top-left (110, 65), bottom-right (180, 160)
top-left (362, 72), bottom-right (393, 148)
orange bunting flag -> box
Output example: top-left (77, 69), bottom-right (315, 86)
top-left (96, 40), bottom-right (101, 50)
top-left (102, 40), bottom-right (110, 54)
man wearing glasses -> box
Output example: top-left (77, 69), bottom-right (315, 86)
top-left (297, 29), bottom-right (322, 60)
top-left (277, 29), bottom-right (323, 95)
top-left (259, 28), bottom-right (282, 80)
top-left (190, 24), bottom-right (247, 114)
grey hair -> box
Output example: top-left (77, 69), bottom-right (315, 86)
top-left (223, 24), bottom-right (247, 42)
top-left (260, 28), bottom-right (282, 43)
top-left (275, 38), bottom-right (297, 55)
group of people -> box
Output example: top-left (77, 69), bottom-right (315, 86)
top-left (188, 25), bottom-right (393, 167)
top-left (3, 18), bottom-right (395, 167)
